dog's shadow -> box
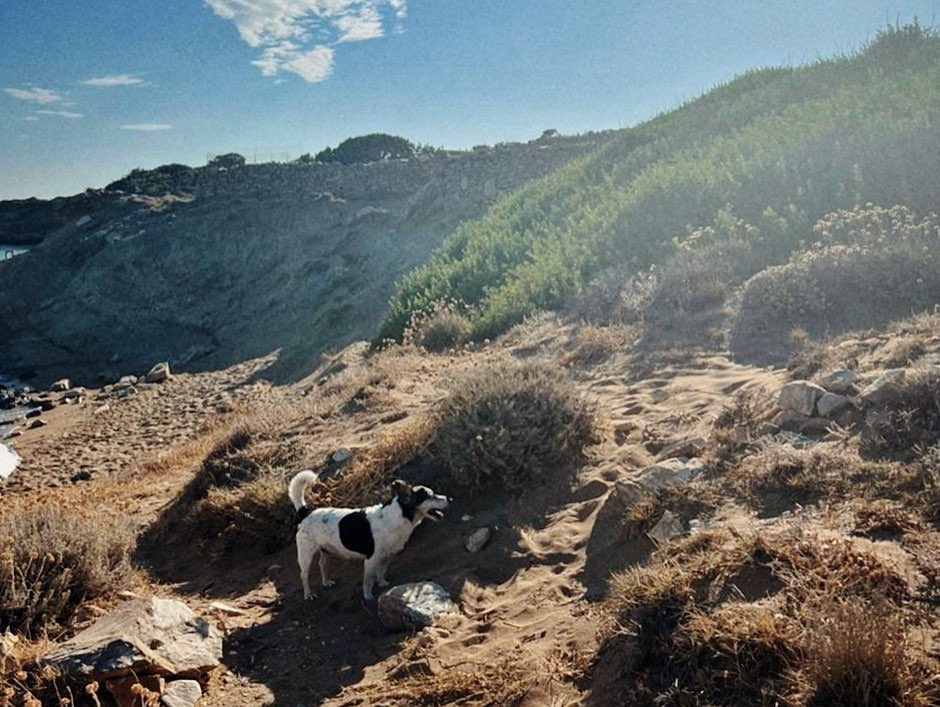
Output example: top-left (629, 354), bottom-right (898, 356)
top-left (220, 505), bottom-right (530, 704)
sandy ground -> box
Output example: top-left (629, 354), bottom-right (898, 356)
top-left (1, 329), bottom-right (788, 706)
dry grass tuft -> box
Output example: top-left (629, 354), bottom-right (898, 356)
top-left (403, 299), bottom-right (470, 353)
top-left (861, 366), bottom-right (940, 461)
top-left (0, 503), bottom-right (135, 638)
top-left (370, 656), bottom-right (539, 706)
top-left (559, 325), bottom-right (629, 367)
top-left (790, 599), bottom-right (935, 707)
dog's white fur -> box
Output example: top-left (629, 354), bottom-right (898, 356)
top-left (289, 470), bottom-right (449, 600)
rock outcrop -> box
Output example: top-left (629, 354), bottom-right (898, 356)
top-left (0, 134), bottom-right (609, 387)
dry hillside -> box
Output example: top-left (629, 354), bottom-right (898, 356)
top-left (2, 310), bottom-right (939, 705)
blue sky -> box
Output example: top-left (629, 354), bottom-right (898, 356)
top-left (1, 1), bottom-right (936, 200)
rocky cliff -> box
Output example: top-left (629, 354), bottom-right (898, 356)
top-left (0, 134), bottom-right (609, 386)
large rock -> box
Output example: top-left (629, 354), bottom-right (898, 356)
top-left (377, 582), bottom-right (458, 631)
top-left (43, 597), bottom-right (221, 681)
top-left (859, 369), bottom-right (906, 407)
top-left (778, 380), bottom-right (827, 416)
top-left (819, 369), bottom-right (857, 395)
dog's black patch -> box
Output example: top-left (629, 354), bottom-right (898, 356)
top-left (398, 487), bottom-right (430, 522)
top-left (339, 510), bottom-right (374, 557)
top-left (295, 506), bottom-right (312, 526)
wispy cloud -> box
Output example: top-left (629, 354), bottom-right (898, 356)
top-left (119, 123), bottom-right (172, 132)
top-left (205, 0), bottom-right (407, 83)
top-left (4, 87), bottom-right (65, 104)
top-left (82, 73), bottom-right (146, 87)
top-left (36, 109), bottom-right (84, 118)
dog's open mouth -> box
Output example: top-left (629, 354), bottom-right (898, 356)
top-left (427, 508), bottom-right (445, 521)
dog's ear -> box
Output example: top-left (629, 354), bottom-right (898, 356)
top-left (392, 479), bottom-right (412, 499)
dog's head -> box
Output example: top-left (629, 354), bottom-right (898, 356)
top-left (392, 479), bottom-right (450, 524)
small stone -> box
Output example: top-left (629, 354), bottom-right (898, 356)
top-left (50, 378), bottom-right (70, 392)
top-left (647, 510), bottom-right (684, 545)
top-left (859, 369), bottom-right (906, 407)
top-left (161, 679), bottom-right (202, 707)
top-left (331, 448), bottom-right (352, 464)
top-left (465, 527), bottom-right (491, 553)
top-left (144, 362), bottom-right (172, 384)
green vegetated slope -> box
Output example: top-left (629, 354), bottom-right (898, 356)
top-left (379, 24), bottom-right (940, 344)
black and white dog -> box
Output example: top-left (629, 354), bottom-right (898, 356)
top-left (288, 470), bottom-right (450, 600)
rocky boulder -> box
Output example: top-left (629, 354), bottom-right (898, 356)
top-left (43, 597), bottom-right (221, 681)
top-left (377, 582), bottom-right (458, 631)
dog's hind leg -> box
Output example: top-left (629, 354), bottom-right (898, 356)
top-left (297, 539), bottom-right (314, 600)
top-left (318, 551), bottom-right (335, 588)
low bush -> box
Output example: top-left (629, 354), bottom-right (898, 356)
top-left (431, 360), bottom-right (596, 494)
top-left (732, 205), bottom-right (940, 365)
top-left (0, 503), bottom-right (135, 637)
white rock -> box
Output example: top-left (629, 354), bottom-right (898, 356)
top-left (0, 444), bottom-right (20, 480)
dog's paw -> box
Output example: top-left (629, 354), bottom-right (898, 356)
top-left (322, 579), bottom-right (336, 588)
top-left (377, 578), bottom-right (390, 588)
top-left (362, 591), bottom-right (374, 601)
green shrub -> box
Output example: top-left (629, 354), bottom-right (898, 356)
top-left (431, 360), bottom-right (596, 494)
top-left (0, 504), bottom-right (135, 636)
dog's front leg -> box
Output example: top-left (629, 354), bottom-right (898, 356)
top-left (375, 557), bottom-right (392, 589)
top-left (362, 558), bottom-right (380, 600)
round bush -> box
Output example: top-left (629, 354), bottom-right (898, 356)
top-left (432, 360), bottom-right (596, 494)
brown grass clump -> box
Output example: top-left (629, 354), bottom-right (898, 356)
top-left (431, 360), bottom-right (596, 494)
top-left (0, 503), bottom-right (135, 637)
top-left (790, 599), bottom-right (935, 707)
top-left (592, 523), bottom-right (932, 705)
top-left (559, 325), bottom-right (629, 367)
top-left (371, 656), bottom-right (538, 706)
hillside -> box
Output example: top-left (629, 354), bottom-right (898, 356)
top-left (0, 133), bottom-right (606, 387)
top-left (381, 24), bottom-right (940, 355)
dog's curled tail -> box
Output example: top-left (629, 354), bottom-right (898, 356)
top-left (288, 470), bottom-right (319, 511)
